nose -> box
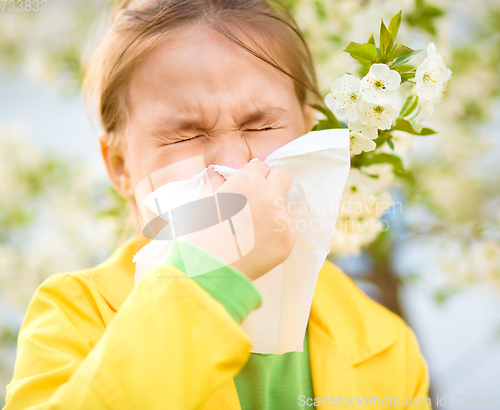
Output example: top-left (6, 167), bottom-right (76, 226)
top-left (203, 131), bottom-right (252, 169)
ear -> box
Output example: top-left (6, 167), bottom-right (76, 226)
top-left (303, 103), bottom-right (315, 133)
top-left (99, 132), bottom-right (133, 198)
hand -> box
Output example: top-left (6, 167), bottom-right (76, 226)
top-left (207, 160), bottom-right (296, 281)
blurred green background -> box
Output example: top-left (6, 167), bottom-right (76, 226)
top-left (1, 0), bottom-right (499, 406)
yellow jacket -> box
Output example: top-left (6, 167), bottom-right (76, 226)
top-left (4, 236), bottom-right (432, 409)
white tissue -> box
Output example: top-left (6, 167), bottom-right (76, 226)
top-left (133, 128), bottom-right (350, 354)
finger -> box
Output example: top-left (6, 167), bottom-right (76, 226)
top-left (266, 168), bottom-right (293, 197)
top-left (238, 159), bottom-right (271, 179)
top-left (200, 169), bottom-right (225, 198)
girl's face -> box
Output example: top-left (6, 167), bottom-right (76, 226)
top-left (101, 22), bottom-right (314, 199)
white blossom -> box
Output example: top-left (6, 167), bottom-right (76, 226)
top-left (347, 119), bottom-right (378, 140)
top-left (330, 222), bottom-right (382, 256)
top-left (360, 63), bottom-right (401, 105)
top-left (361, 163), bottom-right (396, 192)
top-left (332, 166), bottom-right (394, 256)
top-left (415, 43), bottom-right (452, 116)
top-left (358, 99), bottom-right (399, 130)
top-left (324, 74), bottom-right (361, 122)
top-left (470, 240), bottom-right (500, 286)
top-left (349, 131), bottom-right (376, 155)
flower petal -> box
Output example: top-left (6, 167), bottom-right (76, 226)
top-left (386, 70), bottom-right (402, 90)
top-left (427, 43), bottom-right (437, 57)
top-left (360, 90), bottom-right (378, 104)
top-left (378, 91), bottom-right (396, 105)
top-left (369, 63), bottom-right (390, 78)
top-left (350, 132), bottom-right (376, 154)
top-left (330, 77), bottom-right (343, 92)
top-left (344, 74), bottom-right (361, 91)
top-left (325, 93), bottom-right (335, 108)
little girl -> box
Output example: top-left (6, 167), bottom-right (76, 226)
top-left (3, 0), bottom-right (432, 409)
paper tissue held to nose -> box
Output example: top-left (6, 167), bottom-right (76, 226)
top-left (132, 128), bottom-right (351, 354)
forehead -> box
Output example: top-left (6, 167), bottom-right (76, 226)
top-left (127, 22), bottom-right (297, 125)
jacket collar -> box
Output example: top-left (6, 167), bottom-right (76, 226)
top-left (309, 258), bottom-right (398, 366)
top-left (90, 236), bottom-right (398, 370)
top-left (89, 235), bottom-right (144, 312)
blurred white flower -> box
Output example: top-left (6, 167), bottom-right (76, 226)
top-left (470, 239), bottom-right (500, 286)
top-left (343, 168), bottom-right (375, 195)
top-left (439, 239), bottom-right (500, 289)
top-left (358, 99), bottom-right (399, 130)
top-left (415, 43), bottom-right (452, 116)
top-left (331, 176), bottom-right (394, 255)
top-left (347, 119), bottom-right (378, 140)
top-left (349, 131), bottom-right (376, 155)
top-left (361, 163), bottom-right (396, 192)
top-left (339, 167), bottom-right (394, 221)
top-left (325, 74), bottom-right (362, 122)
top-left (330, 217), bottom-right (386, 256)
top-left (360, 63), bottom-right (401, 105)
top-left (378, 130), bottom-right (414, 161)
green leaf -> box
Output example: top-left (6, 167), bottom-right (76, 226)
top-left (350, 54), bottom-right (373, 68)
top-left (387, 139), bottom-right (395, 150)
top-left (345, 43), bottom-right (378, 63)
top-left (388, 11), bottom-right (402, 40)
top-left (404, 4), bottom-right (444, 36)
top-left (388, 43), bottom-right (414, 61)
top-left (362, 152), bottom-right (405, 171)
top-left (410, 119), bottom-right (423, 134)
top-left (343, 42), bottom-right (362, 53)
top-left (423, 5), bottom-right (444, 18)
top-left (394, 64), bottom-right (416, 73)
top-left (367, 33), bottom-right (376, 47)
top-left (393, 49), bottom-right (423, 66)
top-left (373, 133), bottom-right (386, 148)
top-left (399, 93), bottom-right (415, 118)
top-left (379, 20), bottom-right (394, 60)
top-left (400, 71), bottom-right (416, 82)
top-left (309, 104), bottom-right (342, 128)
top-left (434, 289), bottom-right (449, 305)
top-left (408, 105), bottom-right (421, 120)
top-left (401, 95), bottom-right (419, 118)
top-left (393, 168), bottom-right (413, 183)
top-left (392, 118), bottom-right (436, 135)
top-left (312, 120), bottom-right (335, 131)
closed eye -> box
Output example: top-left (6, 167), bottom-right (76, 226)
top-left (245, 126), bottom-right (273, 131)
top-left (167, 135), bottom-right (204, 145)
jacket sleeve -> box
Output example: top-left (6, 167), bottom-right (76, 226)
top-left (3, 249), bottom-right (261, 410)
top-left (165, 240), bottom-right (262, 324)
top-left (404, 325), bottom-right (433, 409)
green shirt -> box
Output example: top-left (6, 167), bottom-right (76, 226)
top-left (164, 241), bottom-right (315, 409)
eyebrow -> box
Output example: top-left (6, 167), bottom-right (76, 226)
top-left (152, 106), bottom-right (288, 134)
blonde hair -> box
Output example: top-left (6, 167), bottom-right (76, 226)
top-left (82, 0), bottom-right (322, 245)
top-left (82, 0), bottom-right (321, 149)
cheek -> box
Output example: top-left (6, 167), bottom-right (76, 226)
top-left (126, 138), bottom-right (208, 190)
top-left (243, 130), bottom-right (294, 159)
